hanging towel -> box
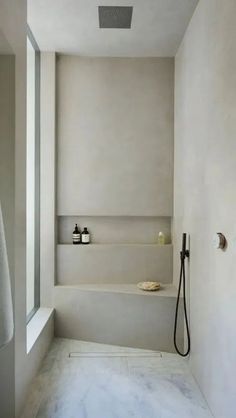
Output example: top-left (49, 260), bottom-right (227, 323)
top-left (0, 202), bottom-right (14, 348)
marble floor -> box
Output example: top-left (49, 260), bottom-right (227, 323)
top-left (21, 338), bottom-right (213, 418)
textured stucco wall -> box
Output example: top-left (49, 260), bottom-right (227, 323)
top-left (174, 1), bottom-right (236, 417)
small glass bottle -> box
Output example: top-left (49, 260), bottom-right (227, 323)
top-left (81, 227), bottom-right (90, 244)
top-left (72, 224), bottom-right (81, 245)
top-left (158, 231), bottom-right (165, 245)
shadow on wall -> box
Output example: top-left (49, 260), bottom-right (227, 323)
top-left (0, 43), bottom-right (15, 418)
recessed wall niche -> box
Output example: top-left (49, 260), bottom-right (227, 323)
top-left (57, 216), bottom-right (171, 245)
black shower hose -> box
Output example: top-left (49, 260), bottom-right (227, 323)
top-left (173, 251), bottom-right (191, 357)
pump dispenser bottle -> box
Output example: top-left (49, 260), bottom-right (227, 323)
top-left (73, 224), bottom-right (81, 244)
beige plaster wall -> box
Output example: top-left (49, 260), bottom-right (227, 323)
top-left (174, 1), bottom-right (236, 417)
top-left (57, 56), bottom-right (174, 217)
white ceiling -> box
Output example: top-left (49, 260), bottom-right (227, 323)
top-left (28, 0), bottom-right (199, 57)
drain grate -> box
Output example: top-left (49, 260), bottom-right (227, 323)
top-left (69, 351), bottom-right (162, 358)
top-left (98, 6), bottom-right (133, 29)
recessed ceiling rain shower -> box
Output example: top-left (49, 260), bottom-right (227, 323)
top-left (28, 0), bottom-right (200, 56)
top-left (98, 6), bottom-right (133, 29)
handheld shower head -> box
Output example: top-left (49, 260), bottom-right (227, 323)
top-left (181, 233), bottom-right (189, 260)
top-left (174, 233), bottom-right (190, 357)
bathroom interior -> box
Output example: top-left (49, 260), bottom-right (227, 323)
top-left (0, 0), bottom-right (235, 417)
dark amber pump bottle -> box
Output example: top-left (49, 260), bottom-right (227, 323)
top-left (73, 224), bottom-right (81, 244)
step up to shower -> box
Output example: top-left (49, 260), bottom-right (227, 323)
top-left (53, 284), bottom-right (183, 353)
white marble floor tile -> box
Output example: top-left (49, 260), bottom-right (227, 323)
top-left (21, 338), bottom-right (213, 418)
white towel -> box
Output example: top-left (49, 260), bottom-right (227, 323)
top-left (0, 202), bottom-right (14, 348)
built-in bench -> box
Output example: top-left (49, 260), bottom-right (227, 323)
top-left (54, 283), bottom-right (183, 352)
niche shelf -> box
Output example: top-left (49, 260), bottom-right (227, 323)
top-left (57, 243), bottom-right (172, 247)
top-left (57, 215), bottom-right (172, 245)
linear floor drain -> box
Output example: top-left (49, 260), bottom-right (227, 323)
top-left (69, 351), bottom-right (162, 358)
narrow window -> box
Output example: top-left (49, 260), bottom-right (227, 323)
top-left (26, 27), bottom-right (40, 322)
